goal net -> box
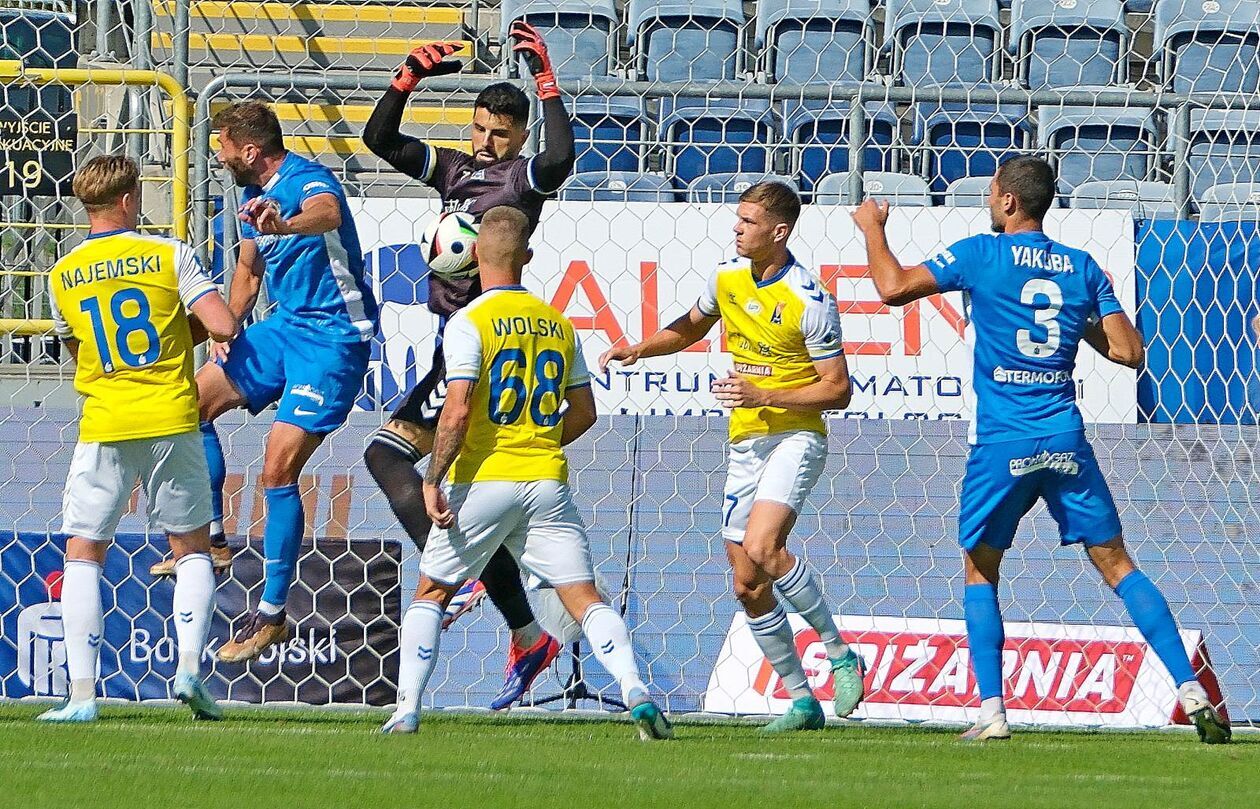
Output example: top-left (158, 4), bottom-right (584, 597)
top-left (1, 1), bottom-right (1256, 729)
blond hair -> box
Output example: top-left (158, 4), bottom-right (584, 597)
top-left (739, 181), bottom-right (801, 225)
top-left (476, 206), bottom-right (530, 270)
top-left (72, 154), bottom-right (140, 213)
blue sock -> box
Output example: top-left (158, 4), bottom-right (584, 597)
top-left (260, 484), bottom-right (303, 609)
top-left (964, 583), bottom-right (1005, 701)
top-left (200, 421), bottom-right (226, 533)
top-left (1115, 570), bottom-right (1196, 686)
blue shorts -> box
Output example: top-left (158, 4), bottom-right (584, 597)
top-left (220, 317), bottom-right (370, 435)
top-left (958, 432), bottom-right (1122, 552)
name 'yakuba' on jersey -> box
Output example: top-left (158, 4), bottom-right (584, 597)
top-left (1010, 245), bottom-right (1076, 273)
top-left (60, 255), bottom-right (161, 289)
top-left (491, 315), bottom-right (564, 339)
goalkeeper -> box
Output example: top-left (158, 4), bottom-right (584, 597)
top-left (361, 24), bottom-right (575, 711)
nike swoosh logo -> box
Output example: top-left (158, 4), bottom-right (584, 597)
top-left (293, 407), bottom-right (318, 417)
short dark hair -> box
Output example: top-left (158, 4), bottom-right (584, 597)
top-left (213, 101), bottom-right (285, 156)
top-left (739, 181), bottom-right (801, 225)
top-left (995, 156), bottom-right (1056, 220)
top-left (474, 82), bottom-right (531, 126)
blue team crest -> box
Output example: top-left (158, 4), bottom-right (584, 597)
top-left (770, 302), bottom-right (785, 324)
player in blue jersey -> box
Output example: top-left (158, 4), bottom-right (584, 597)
top-left (852, 156), bottom-right (1230, 744)
top-left (184, 101), bottom-right (379, 662)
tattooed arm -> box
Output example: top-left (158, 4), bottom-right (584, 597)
top-left (422, 378), bottom-right (475, 528)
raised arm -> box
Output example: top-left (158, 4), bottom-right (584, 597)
top-left (239, 192), bottom-right (341, 237)
top-left (363, 42), bottom-right (464, 177)
top-left (851, 199), bottom-right (941, 306)
top-left (509, 22), bottom-right (574, 193)
top-left (598, 305), bottom-right (719, 372)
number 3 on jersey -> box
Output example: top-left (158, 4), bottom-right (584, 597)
top-left (79, 288), bottom-right (160, 373)
top-left (488, 348), bottom-right (566, 426)
top-left (1016, 278), bottom-right (1063, 358)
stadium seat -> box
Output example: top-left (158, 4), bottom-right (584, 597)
top-left (628, 0), bottom-right (746, 82)
top-left (500, 0), bottom-right (618, 80)
top-left (1036, 102), bottom-right (1158, 194)
top-left (814, 172), bottom-right (933, 206)
top-left (884, 0), bottom-right (1002, 86)
top-left (944, 175), bottom-right (992, 207)
top-left (1069, 180), bottom-right (1179, 218)
top-left (560, 171), bottom-right (679, 202)
top-left (686, 173), bottom-right (801, 202)
top-left (782, 100), bottom-right (899, 196)
top-left (914, 102), bottom-right (1032, 194)
top-left (1124, 0), bottom-right (1155, 12)
top-left (569, 97), bottom-right (648, 174)
top-left (1154, 0), bottom-right (1260, 93)
top-left (1185, 109), bottom-right (1260, 201)
top-left (1198, 183), bottom-right (1260, 222)
top-left (659, 99), bottom-right (775, 188)
top-left (755, 0), bottom-right (871, 85)
top-left (1009, 0), bottom-right (1127, 91)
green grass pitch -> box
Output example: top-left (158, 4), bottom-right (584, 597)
top-left (0, 704), bottom-right (1255, 808)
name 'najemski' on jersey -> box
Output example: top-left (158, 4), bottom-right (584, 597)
top-left (925, 231), bottom-right (1125, 445)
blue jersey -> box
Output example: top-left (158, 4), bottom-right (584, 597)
top-left (925, 231), bottom-right (1123, 445)
top-left (239, 152), bottom-right (378, 342)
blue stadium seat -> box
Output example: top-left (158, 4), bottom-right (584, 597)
top-left (560, 171), bottom-right (679, 202)
top-left (914, 102), bottom-right (1032, 193)
top-left (501, 0), bottom-right (618, 80)
top-left (1186, 110), bottom-right (1260, 200)
top-left (1154, 0), bottom-right (1260, 93)
top-left (628, 0), bottom-right (745, 82)
top-left (814, 171), bottom-right (933, 205)
top-left (570, 97), bottom-right (647, 174)
top-left (884, 0), bottom-right (1002, 86)
top-left (782, 100), bottom-right (899, 196)
top-left (1124, 0), bottom-right (1155, 12)
top-left (1036, 102), bottom-right (1157, 194)
top-left (755, 0), bottom-right (870, 84)
top-left (1070, 180), bottom-right (1178, 218)
top-left (660, 99), bottom-right (775, 188)
top-left (687, 173), bottom-right (801, 202)
top-left (1198, 183), bottom-right (1260, 222)
top-left (944, 175), bottom-right (992, 206)
top-left (1010, 0), bottom-right (1127, 91)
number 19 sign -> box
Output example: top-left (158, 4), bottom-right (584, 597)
top-left (0, 109), bottom-right (76, 197)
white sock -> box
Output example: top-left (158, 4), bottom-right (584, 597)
top-left (511, 620), bottom-right (543, 650)
top-left (774, 558), bottom-right (849, 659)
top-left (747, 603), bottom-right (812, 700)
top-left (396, 600), bottom-right (444, 714)
top-left (61, 559), bottom-right (103, 703)
top-left (580, 603), bottom-right (647, 704)
top-left (173, 553), bottom-right (215, 676)
top-left (980, 696), bottom-right (1006, 722)
top-left (257, 600), bottom-right (283, 617)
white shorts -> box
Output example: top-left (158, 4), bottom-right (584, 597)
top-left (722, 430), bottom-right (828, 543)
top-left (420, 479), bottom-right (595, 587)
top-left (60, 431), bottom-right (213, 541)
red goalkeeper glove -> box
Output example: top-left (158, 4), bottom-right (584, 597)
top-left (391, 41), bottom-right (463, 94)
top-left (509, 20), bottom-right (559, 100)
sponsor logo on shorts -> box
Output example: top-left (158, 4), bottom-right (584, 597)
top-left (290, 384), bottom-right (327, 406)
top-left (733, 362), bottom-right (772, 377)
top-left (993, 366), bottom-right (1072, 385)
top-left (1008, 450), bottom-right (1080, 477)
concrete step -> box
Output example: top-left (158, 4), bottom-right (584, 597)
top-left (153, 1), bottom-right (466, 40)
top-left (152, 32), bottom-right (474, 73)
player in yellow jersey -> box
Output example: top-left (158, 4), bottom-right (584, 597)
top-left (381, 207), bottom-right (671, 740)
top-left (602, 182), bottom-right (864, 733)
top-left (38, 155), bottom-right (238, 723)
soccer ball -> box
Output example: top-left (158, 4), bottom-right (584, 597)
top-left (421, 211), bottom-right (479, 280)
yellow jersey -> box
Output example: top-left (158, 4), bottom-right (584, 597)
top-left (698, 254), bottom-right (845, 443)
top-left (443, 285), bottom-right (590, 484)
top-left (48, 229), bottom-right (217, 443)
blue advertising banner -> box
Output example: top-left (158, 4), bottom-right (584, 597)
top-left (1137, 220), bottom-right (1260, 424)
